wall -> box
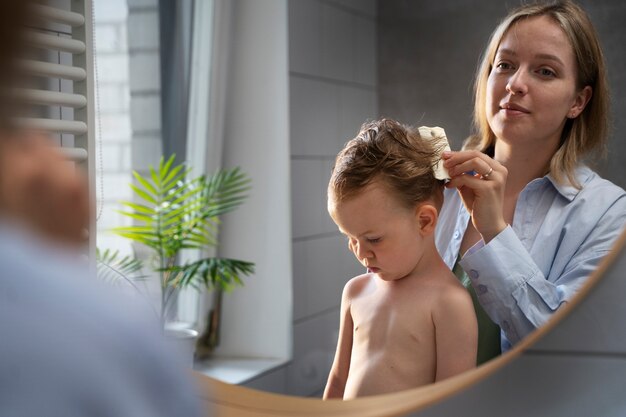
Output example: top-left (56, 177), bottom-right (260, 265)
top-left (378, 0), bottom-right (626, 189)
top-left (242, 0), bottom-right (378, 397)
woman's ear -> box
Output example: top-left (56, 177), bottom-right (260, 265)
top-left (415, 203), bottom-right (438, 236)
top-left (568, 85), bottom-right (592, 119)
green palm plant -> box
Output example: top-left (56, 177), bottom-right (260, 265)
top-left (112, 155), bottom-right (255, 328)
top-left (96, 248), bottom-right (158, 317)
top-left (96, 247), bottom-right (145, 285)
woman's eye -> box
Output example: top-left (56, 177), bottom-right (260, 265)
top-left (495, 61), bottom-right (513, 71)
top-left (538, 68), bottom-right (556, 77)
top-left (367, 237), bottom-right (381, 244)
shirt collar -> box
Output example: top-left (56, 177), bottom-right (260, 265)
top-left (545, 165), bottom-right (592, 202)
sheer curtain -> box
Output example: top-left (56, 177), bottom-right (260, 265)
top-left (178, 0), bottom-right (292, 362)
top-left (177, 0), bottom-right (224, 329)
top-left (159, 0), bottom-right (192, 167)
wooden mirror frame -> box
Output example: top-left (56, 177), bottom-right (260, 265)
top-left (192, 226), bottom-right (626, 416)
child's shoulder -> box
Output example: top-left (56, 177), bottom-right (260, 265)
top-left (426, 268), bottom-right (470, 301)
top-left (429, 270), bottom-right (474, 316)
top-left (342, 272), bottom-right (374, 299)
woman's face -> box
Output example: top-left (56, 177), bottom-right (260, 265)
top-left (486, 15), bottom-right (588, 153)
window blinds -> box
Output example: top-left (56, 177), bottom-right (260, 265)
top-left (15, 0), bottom-right (95, 255)
top-left (17, 1), bottom-right (94, 165)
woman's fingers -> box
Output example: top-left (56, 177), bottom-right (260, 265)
top-left (443, 150), bottom-right (508, 242)
top-left (448, 158), bottom-right (494, 180)
top-left (443, 150), bottom-right (502, 179)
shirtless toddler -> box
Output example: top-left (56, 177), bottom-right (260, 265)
top-left (323, 119), bottom-right (478, 400)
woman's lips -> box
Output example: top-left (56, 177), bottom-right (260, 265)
top-left (367, 267), bottom-right (380, 273)
top-left (500, 102), bottom-right (530, 116)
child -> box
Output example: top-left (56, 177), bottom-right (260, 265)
top-left (323, 119), bottom-right (477, 400)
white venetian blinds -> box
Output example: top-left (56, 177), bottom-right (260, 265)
top-left (10, 0), bottom-right (96, 255)
top-left (16, 1), bottom-right (94, 166)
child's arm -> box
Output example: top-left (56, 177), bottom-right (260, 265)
top-left (323, 283), bottom-right (354, 400)
top-left (432, 286), bottom-right (478, 381)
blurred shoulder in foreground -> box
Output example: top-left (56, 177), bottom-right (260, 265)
top-left (0, 222), bottom-right (204, 417)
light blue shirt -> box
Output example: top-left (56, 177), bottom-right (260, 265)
top-left (435, 165), bottom-right (626, 351)
top-left (0, 224), bottom-right (204, 417)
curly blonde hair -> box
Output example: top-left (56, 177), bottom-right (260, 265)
top-left (329, 118), bottom-right (445, 210)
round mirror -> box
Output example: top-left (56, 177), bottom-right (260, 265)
top-left (194, 226), bottom-right (626, 415)
top-left (183, 0), bottom-right (626, 403)
top-left (93, 0), bottom-right (626, 411)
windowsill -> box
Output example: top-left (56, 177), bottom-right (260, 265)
top-left (193, 357), bottom-right (289, 385)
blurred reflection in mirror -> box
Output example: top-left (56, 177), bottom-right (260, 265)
top-left (0, 2), bottom-right (206, 416)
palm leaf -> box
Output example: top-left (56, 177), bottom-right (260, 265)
top-left (161, 164), bottom-right (188, 191)
top-left (112, 225), bottom-right (159, 233)
top-left (199, 168), bottom-right (251, 219)
top-left (132, 170), bottom-right (158, 196)
top-left (115, 210), bottom-right (154, 223)
top-left (130, 183), bottom-right (158, 205)
top-left (118, 201), bottom-right (156, 216)
top-left (96, 248), bottom-right (145, 283)
top-left (149, 165), bottom-right (161, 189)
top-left (111, 154), bottom-right (255, 321)
top-left (159, 154), bottom-right (176, 181)
top-left (163, 257), bottom-right (255, 291)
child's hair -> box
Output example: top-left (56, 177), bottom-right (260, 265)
top-left (329, 118), bottom-right (446, 210)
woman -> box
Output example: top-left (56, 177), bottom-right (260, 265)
top-left (435, 1), bottom-right (626, 362)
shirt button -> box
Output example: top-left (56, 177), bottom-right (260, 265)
top-left (469, 269), bottom-right (479, 280)
top-left (477, 284), bottom-right (488, 295)
top-left (453, 231), bottom-right (460, 239)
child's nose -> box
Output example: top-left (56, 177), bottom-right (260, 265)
top-left (354, 241), bottom-right (372, 260)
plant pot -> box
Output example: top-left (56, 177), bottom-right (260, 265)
top-left (164, 322), bottom-right (199, 368)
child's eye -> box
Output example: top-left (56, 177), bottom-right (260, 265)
top-left (367, 237), bottom-right (381, 244)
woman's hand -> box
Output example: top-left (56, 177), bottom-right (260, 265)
top-left (443, 150), bottom-right (508, 243)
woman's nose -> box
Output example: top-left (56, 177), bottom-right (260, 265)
top-left (505, 70), bottom-right (528, 95)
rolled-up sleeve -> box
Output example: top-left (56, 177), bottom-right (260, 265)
top-left (459, 226), bottom-right (540, 344)
top-left (459, 193), bottom-right (626, 345)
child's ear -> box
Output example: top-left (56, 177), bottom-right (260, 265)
top-left (415, 204), bottom-right (438, 235)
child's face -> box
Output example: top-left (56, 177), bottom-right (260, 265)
top-left (328, 182), bottom-right (431, 282)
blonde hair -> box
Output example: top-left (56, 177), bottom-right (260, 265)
top-left (329, 118), bottom-right (445, 210)
top-left (466, 0), bottom-right (609, 187)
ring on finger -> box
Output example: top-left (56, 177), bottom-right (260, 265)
top-left (481, 166), bottom-right (493, 179)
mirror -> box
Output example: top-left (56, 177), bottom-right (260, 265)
top-left (192, 226), bottom-right (626, 415)
top-left (94, 0), bottom-right (626, 402)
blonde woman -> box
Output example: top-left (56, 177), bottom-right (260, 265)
top-left (438, 0), bottom-right (626, 362)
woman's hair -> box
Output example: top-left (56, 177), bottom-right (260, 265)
top-left (329, 118), bottom-right (445, 210)
top-left (466, 0), bottom-right (609, 187)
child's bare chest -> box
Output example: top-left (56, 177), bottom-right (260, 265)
top-left (350, 284), bottom-right (436, 350)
